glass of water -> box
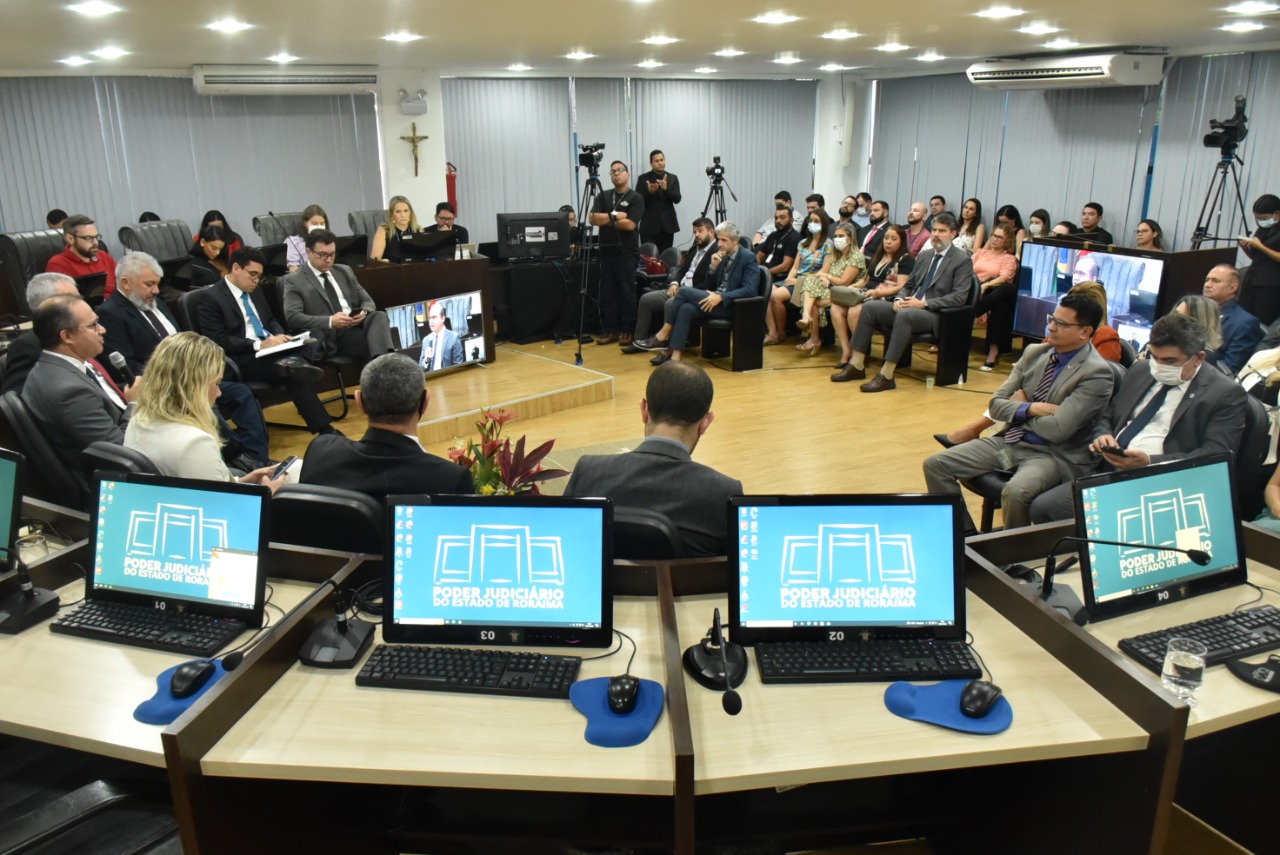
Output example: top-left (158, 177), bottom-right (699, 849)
top-left (1161, 637), bottom-right (1207, 706)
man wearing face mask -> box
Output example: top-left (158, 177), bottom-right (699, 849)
top-left (851, 192), bottom-right (873, 231)
top-left (1028, 313), bottom-right (1248, 524)
top-left (1239, 194), bottom-right (1280, 327)
top-left (859, 200), bottom-right (890, 260)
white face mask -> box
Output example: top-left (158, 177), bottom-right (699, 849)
top-left (307, 223), bottom-right (326, 232)
top-left (807, 222), bottom-right (823, 235)
top-left (832, 236), bottom-right (849, 250)
top-left (1258, 217), bottom-right (1278, 229)
top-left (1148, 358), bottom-right (1187, 386)
top-left (1029, 223), bottom-right (1044, 236)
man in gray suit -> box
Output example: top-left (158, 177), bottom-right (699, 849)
top-left (923, 293), bottom-right (1113, 532)
top-left (835, 212), bottom-right (974, 392)
top-left (21, 294), bottom-right (138, 462)
top-left (280, 229), bottom-right (394, 361)
top-left (1029, 312), bottom-right (1248, 523)
top-left (565, 361), bottom-right (742, 557)
top-left (419, 301), bottom-right (465, 371)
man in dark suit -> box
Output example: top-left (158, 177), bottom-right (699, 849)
top-left (1203, 263), bottom-right (1263, 374)
top-left (196, 246), bottom-right (335, 435)
top-left (1029, 313), bottom-right (1249, 523)
top-left (623, 217), bottom-right (717, 351)
top-left (565, 360), bottom-right (742, 557)
top-left (280, 229), bottom-right (394, 362)
top-left (418, 301), bottom-right (465, 371)
top-left (858, 200), bottom-right (890, 260)
top-left (837, 212), bottom-right (975, 391)
top-left (300, 353), bottom-right (472, 501)
top-left (421, 202), bottom-right (470, 259)
top-left (3, 273), bottom-right (82, 395)
top-left (634, 221), bottom-right (762, 366)
top-left (98, 250), bottom-right (271, 465)
top-left (636, 149), bottom-right (682, 252)
top-left (21, 294), bottom-right (138, 462)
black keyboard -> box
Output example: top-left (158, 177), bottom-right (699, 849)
top-left (356, 644), bottom-right (582, 699)
top-left (1118, 604), bottom-right (1280, 674)
top-left (754, 639), bottom-right (982, 684)
top-left (50, 600), bottom-right (245, 656)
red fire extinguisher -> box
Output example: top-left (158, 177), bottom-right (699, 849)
top-left (446, 162), bottom-right (458, 214)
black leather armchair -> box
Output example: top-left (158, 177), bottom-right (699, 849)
top-left (0, 229), bottom-right (67, 315)
top-left (701, 266), bottom-right (770, 372)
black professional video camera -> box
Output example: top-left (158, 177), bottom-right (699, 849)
top-left (578, 142), bottom-right (605, 170)
top-left (1204, 95), bottom-right (1248, 158)
top-left (705, 156), bottom-right (725, 181)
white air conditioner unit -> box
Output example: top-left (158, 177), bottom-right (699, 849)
top-left (192, 65), bottom-right (379, 96)
top-left (966, 54), bottom-right (1167, 90)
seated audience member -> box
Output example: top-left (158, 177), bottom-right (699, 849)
top-left (924, 195), bottom-right (949, 231)
top-left (903, 202), bottom-right (931, 257)
top-left (831, 224), bottom-right (913, 371)
top-left (923, 293), bottom-right (1112, 533)
top-left (625, 218), bottom-right (718, 352)
top-left (369, 195), bottom-right (423, 262)
top-left (418, 301), bottom-right (465, 371)
top-left (1135, 218), bottom-right (1165, 251)
top-left (804, 194), bottom-right (825, 217)
top-left (1052, 221), bottom-right (1078, 237)
top-left (138, 211), bottom-right (161, 223)
top-left (772, 208), bottom-right (833, 349)
top-left (46, 208), bottom-right (67, 230)
top-left (1028, 208), bottom-right (1051, 239)
top-left (858, 200), bottom-right (891, 259)
top-left (285, 205), bottom-right (330, 271)
top-left (637, 149), bottom-right (682, 252)
top-left (1167, 295), bottom-right (1224, 369)
top-left (1257, 464), bottom-right (1280, 533)
top-left (300, 354), bottom-right (473, 501)
top-left (189, 226), bottom-right (233, 288)
top-left (1077, 202), bottom-right (1114, 244)
top-left (565, 361), bottom-right (742, 557)
top-left (100, 251), bottom-right (271, 466)
top-left (1203, 264), bottom-right (1263, 374)
top-left (634, 221), bottom-right (761, 365)
top-left (797, 223), bottom-right (866, 356)
top-left (281, 229), bottom-right (394, 362)
top-left (46, 214), bottom-right (117, 299)
top-left (851, 192), bottom-right (873, 230)
top-left (4, 273), bottom-right (102, 395)
top-left (833, 213), bottom-right (974, 392)
top-left (971, 225), bottom-right (1021, 370)
top-left (756, 206), bottom-right (800, 285)
top-left (125, 333), bottom-right (284, 490)
top-left (1028, 313), bottom-right (1248, 523)
top-left (423, 202), bottom-right (470, 257)
top-left (192, 210), bottom-right (244, 256)
top-left (22, 295), bottom-right (138, 461)
top-left (953, 198), bottom-right (985, 254)
top-left (835, 195), bottom-right (859, 232)
top-left (1239, 193), bottom-right (1280, 326)
top-left (197, 247), bottom-right (336, 435)
top-left (996, 205), bottom-right (1029, 253)
top-left (752, 190), bottom-right (794, 246)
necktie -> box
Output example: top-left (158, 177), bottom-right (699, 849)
top-left (86, 363), bottom-right (125, 410)
top-left (717, 252), bottom-right (733, 294)
top-left (142, 309), bottom-right (168, 339)
top-left (320, 272), bottom-right (343, 312)
top-left (1005, 352), bottom-right (1059, 444)
top-left (240, 290), bottom-right (267, 339)
top-left (1116, 383), bottom-right (1174, 447)
top-left (923, 252), bottom-right (943, 289)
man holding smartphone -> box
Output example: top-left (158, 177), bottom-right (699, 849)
top-left (281, 229), bottom-right (395, 361)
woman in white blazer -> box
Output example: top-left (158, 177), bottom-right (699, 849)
top-left (125, 332), bottom-right (285, 492)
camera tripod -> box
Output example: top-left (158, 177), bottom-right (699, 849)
top-left (701, 177), bottom-right (738, 225)
top-left (564, 168), bottom-right (604, 365)
top-left (1190, 152), bottom-right (1249, 250)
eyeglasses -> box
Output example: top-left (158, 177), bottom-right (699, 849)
top-left (610, 167), bottom-right (628, 175)
top-left (242, 269), bottom-right (263, 281)
top-left (73, 233), bottom-right (99, 242)
top-left (308, 250), bottom-right (337, 261)
top-left (1045, 314), bottom-right (1082, 329)
top-left (436, 217), bottom-right (455, 224)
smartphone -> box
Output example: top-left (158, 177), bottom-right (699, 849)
top-left (348, 308), bottom-right (362, 317)
top-left (270, 455), bottom-right (300, 480)
top-left (1097, 444), bottom-right (1128, 457)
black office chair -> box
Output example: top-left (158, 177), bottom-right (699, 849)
top-left (0, 229), bottom-right (67, 315)
top-left (613, 508), bottom-right (684, 560)
top-left (701, 266), bottom-right (770, 372)
top-left (658, 246), bottom-right (681, 272)
top-left (348, 210), bottom-right (385, 239)
top-left (252, 211), bottom-right (304, 246)
top-left (116, 219), bottom-right (194, 285)
top-left (0, 391), bottom-right (86, 508)
top-left (81, 441), bottom-right (160, 483)
top-left (1238, 394), bottom-right (1274, 521)
top-left (271, 484), bottom-right (384, 554)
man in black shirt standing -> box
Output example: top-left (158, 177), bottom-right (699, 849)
top-left (590, 160), bottom-right (645, 346)
top-left (636, 150), bottom-right (681, 253)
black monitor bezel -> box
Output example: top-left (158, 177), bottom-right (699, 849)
top-left (86, 471), bottom-right (270, 627)
top-left (383, 493), bottom-right (614, 648)
top-left (384, 289), bottom-right (489, 377)
top-left (0, 445), bottom-right (26, 556)
top-left (495, 211), bottom-right (572, 261)
top-left (1073, 452), bottom-right (1247, 622)
top-left (726, 493), bottom-right (968, 646)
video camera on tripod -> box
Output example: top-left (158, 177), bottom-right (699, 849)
top-left (1204, 95), bottom-right (1248, 159)
top-left (1190, 95), bottom-right (1251, 250)
top-left (578, 142), bottom-right (605, 172)
top-left (705, 155), bottom-right (726, 182)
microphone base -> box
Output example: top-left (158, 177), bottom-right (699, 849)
top-left (1040, 585), bottom-right (1090, 626)
top-left (298, 619), bottom-right (376, 668)
top-left (0, 587), bottom-right (61, 634)
top-left (682, 640), bottom-right (749, 691)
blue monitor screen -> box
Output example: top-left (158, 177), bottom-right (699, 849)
top-left (1014, 241), bottom-right (1164, 349)
top-left (733, 502), bottom-right (960, 630)
top-left (391, 503), bottom-right (605, 629)
top-left (0, 453), bottom-right (19, 551)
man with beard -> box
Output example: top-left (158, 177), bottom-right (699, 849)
top-left (636, 149), bottom-right (682, 252)
top-left (859, 200), bottom-right (891, 260)
top-left (904, 202), bottom-right (931, 257)
top-left (624, 217), bottom-right (718, 352)
top-left (835, 195), bottom-right (859, 232)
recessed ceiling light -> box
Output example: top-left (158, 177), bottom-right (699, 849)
top-left (68, 1), bottom-right (120, 16)
top-left (714, 48), bottom-right (746, 57)
top-left (508, 63), bottom-right (532, 71)
top-left (753, 11), bottom-right (799, 24)
top-left (637, 59), bottom-right (665, 68)
top-left (268, 53), bottom-right (299, 63)
top-left (772, 55), bottom-right (803, 64)
top-left (642, 35), bottom-right (679, 45)
top-left (207, 18), bottom-right (251, 33)
top-left (1043, 37), bottom-right (1079, 48)
top-left (1018, 22), bottom-right (1060, 35)
top-left (1226, 2), bottom-right (1278, 13)
top-left (59, 55), bottom-right (92, 66)
top-left (818, 63), bottom-right (849, 71)
top-left (821, 29), bottom-right (860, 40)
top-left (975, 5), bottom-right (1025, 17)
top-left (91, 46), bottom-right (129, 59)
top-left (564, 51), bottom-right (595, 60)
top-left (1221, 20), bottom-right (1266, 30)
top-left (694, 67), bottom-right (717, 73)
top-left (382, 31), bottom-right (422, 43)
top-left (875, 42), bottom-right (910, 52)
top-left (917, 51), bottom-right (946, 61)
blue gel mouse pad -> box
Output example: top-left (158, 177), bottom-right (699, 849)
top-left (884, 679), bottom-right (1012, 734)
top-left (570, 677), bottom-right (664, 747)
top-left (133, 661), bottom-right (229, 725)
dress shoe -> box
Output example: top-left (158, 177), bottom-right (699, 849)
top-left (650, 351), bottom-right (671, 366)
top-left (830, 365), bottom-right (866, 382)
top-left (618, 333), bottom-right (633, 346)
top-left (860, 374), bottom-right (897, 393)
top-left (933, 433), bottom-right (957, 449)
top-left (273, 356), bottom-right (324, 383)
top-left (595, 332), bottom-right (620, 345)
top-left (634, 336), bottom-right (669, 352)
top-left (980, 361), bottom-right (997, 372)
top-left (620, 343), bottom-right (643, 354)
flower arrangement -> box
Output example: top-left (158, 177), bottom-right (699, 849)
top-left (448, 409), bottom-right (568, 496)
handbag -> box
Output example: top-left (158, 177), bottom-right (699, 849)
top-left (640, 254), bottom-right (666, 275)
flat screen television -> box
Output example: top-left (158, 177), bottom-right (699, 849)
top-left (496, 211), bottom-right (572, 261)
top-left (386, 289), bottom-right (489, 375)
top-left (1013, 238), bottom-right (1166, 350)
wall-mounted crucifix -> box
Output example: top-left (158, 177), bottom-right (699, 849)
top-left (399, 122), bottom-right (429, 177)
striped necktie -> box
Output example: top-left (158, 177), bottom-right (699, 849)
top-left (1005, 352), bottom-right (1059, 444)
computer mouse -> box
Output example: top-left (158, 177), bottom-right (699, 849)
top-left (607, 675), bottom-right (640, 714)
top-left (960, 679), bottom-right (1003, 719)
top-left (170, 660), bottom-right (217, 699)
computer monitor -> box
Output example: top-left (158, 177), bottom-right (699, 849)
top-left (0, 447), bottom-right (26, 556)
top-left (1014, 238), bottom-right (1166, 350)
top-left (385, 290), bottom-right (489, 375)
top-left (1074, 453), bottom-right (1246, 621)
top-left (383, 494), bottom-right (614, 647)
top-left (726, 494), bottom-right (968, 645)
top-left (86, 473), bottom-right (270, 626)
top-left (495, 211), bottom-right (572, 261)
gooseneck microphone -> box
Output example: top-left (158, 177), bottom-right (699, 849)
top-left (107, 351), bottom-right (135, 387)
top-left (682, 606), bottom-right (749, 715)
top-left (714, 608), bottom-right (742, 716)
top-left (0, 548), bottom-right (61, 633)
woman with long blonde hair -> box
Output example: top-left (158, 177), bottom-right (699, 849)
top-left (369, 195), bottom-right (423, 262)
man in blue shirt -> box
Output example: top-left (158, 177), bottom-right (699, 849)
top-left (1203, 264), bottom-right (1263, 374)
